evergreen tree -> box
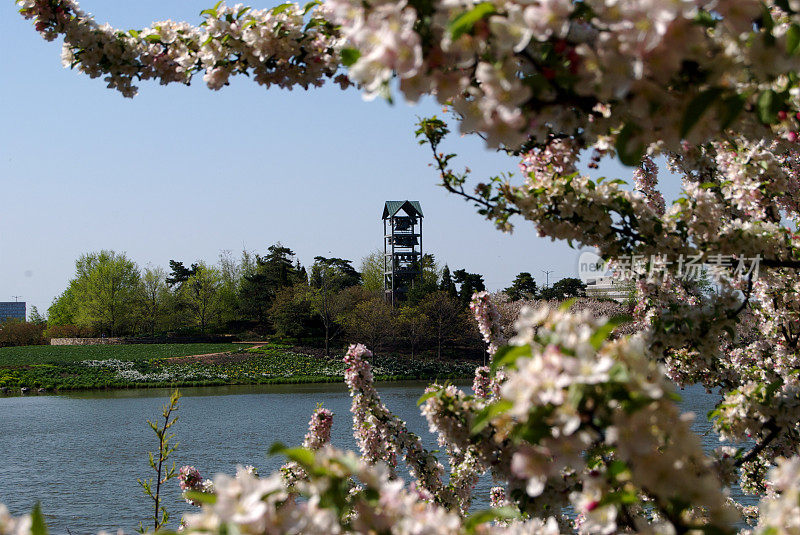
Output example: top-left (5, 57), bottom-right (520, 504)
top-left (406, 254), bottom-right (440, 305)
top-left (294, 260), bottom-right (308, 285)
top-left (238, 244), bottom-right (300, 328)
top-left (439, 265), bottom-right (458, 298)
top-left (308, 257), bottom-right (361, 355)
top-left (165, 260), bottom-right (197, 288)
top-left (505, 272), bottom-right (538, 300)
top-left (310, 257), bottom-right (361, 290)
top-left (539, 277), bottom-right (587, 300)
top-left (452, 269), bottom-right (486, 306)
top-left (263, 244), bottom-right (296, 286)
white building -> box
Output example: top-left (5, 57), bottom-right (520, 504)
top-left (585, 277), bottom-right (631, 303)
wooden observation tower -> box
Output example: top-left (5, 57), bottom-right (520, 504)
top-left (383, 200), bottom-right (423, 305)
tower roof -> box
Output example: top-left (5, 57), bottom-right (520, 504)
top-left (383, 200), bottom-right (423, 219)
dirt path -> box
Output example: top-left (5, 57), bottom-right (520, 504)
top-left (162, 343), bottom-right (267, 365)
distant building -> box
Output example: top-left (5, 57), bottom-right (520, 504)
top-left (0, 301), bottom-right (26, 323)
top-left (383, 200), bottom-right (423, 306)
top-left (585, 277), bottom-right (631, 303)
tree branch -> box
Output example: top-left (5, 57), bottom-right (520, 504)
top-left (735, 420), bottom-right (780, 468)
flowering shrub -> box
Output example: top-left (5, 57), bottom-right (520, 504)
top-left (16, 0), bottom-right (800, 532)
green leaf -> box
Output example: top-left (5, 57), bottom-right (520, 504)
top-left (788, 24), bottom-right (800, 54)
top-left (303, 0), bottom-right (321, 14)
top-left (184, 491), bottom-right (217, 505)
top-left (268, 442), bottom-right (288, 456)
top-left (283, 447), bottom-right (316, 468)
top-left (464, 506), bottom-right (520, 532)
top-left (490, 344), bottom-right (531, 373)
top-left (144, 34), bottom-right (161, 43)
top-left (31, 503), bottom-right (48, 535)
top-left (589, 314), bottom-right (631, 349)
top-left (340, 47), bottom-right (361, 67)
top-left (680, 88), bottom-right (722, 138)
top-left (271, 3), bottom-right (293, 15)
top-left (607, 460), bottom-right (630, 479)
top-left (417, 389), bottom-right (440, 406)
top-left (615, 123), bottom-right (644, 166)
top-left (449, 3), bottom-right (496, 40)
top-left (757, 90), bottom-right (782, 123)
top-left (472, 400), bottom-right (513, 434)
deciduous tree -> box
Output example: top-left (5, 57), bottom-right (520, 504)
top-left (181, 263), bottom-right (222, 334)
top-left (139, 266), bottom-right (169, 336)
top-left (359, 250), bottom-right (384, 295)
top-left (419, 291), bottom-right (468, 359)
top-left (73, 250), bottom-right (141, 335)
top-left (342, 297), bottom-right (395, 352)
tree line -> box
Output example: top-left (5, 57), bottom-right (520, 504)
top-left (2, 246), bottom-right (588, 354)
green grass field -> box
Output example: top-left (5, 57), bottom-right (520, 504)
top-left (0, 343), bottom-right (242, 366)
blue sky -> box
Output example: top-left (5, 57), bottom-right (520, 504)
top-left (0, 1), bottom-right (650, 315)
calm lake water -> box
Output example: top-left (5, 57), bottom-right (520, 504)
top-left (0, 382), bottom-right (746, 534)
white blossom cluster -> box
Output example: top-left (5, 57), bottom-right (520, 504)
top-left (756, 456), bottom-right (800, 534)
top-left (424, 304), bottom-right (739, 532)
top-left (177, 447), bottom-right (558, 535)
top-left (326, 0), bottom-right (800, 151)
top-left (0, 505), bottom-right (30, 535)
top-left (344, 343), bottom-right (482, 513)
top-left (17, 0), bottom-right (345, 97)
top-left (470, 291), bottom-right (507, 356)
top-left (23, 0), bottom-right (800, 149)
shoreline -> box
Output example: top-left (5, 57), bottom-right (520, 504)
top-left (0, 372), bottom-right (473, 397)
